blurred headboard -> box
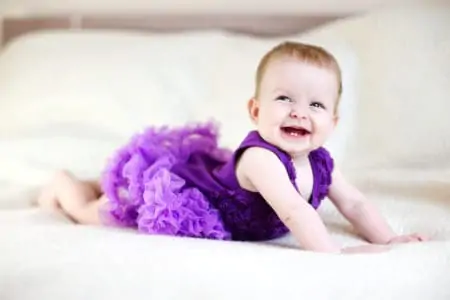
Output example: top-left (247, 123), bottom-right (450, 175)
top-left (3, 0), bottom-right (443, 47)
top-left (0, 14), bottom-right (346, 47)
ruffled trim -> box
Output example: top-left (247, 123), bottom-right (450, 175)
top-left (310, 147), bottom-right (334, 205)
top-left (100, 121), bottom-right (231, 240)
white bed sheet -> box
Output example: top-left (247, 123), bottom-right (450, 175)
top-left (2, 181), bottom-right (450, 300)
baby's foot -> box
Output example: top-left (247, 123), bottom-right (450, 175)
top-left (36, 170), bottom-right (86, 217)
top-left (36, 171), bottom-right (64, 210)
top-left (36, 170), bottom-right (101, 223)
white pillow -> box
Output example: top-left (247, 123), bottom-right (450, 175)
top-left (0, 28), bottom-right (358, 187)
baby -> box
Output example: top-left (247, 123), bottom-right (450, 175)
top-left (37, 41), bottom-right (427, 253)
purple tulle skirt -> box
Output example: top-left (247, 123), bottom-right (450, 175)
top-left (99, 122), bottom-right (232, 240)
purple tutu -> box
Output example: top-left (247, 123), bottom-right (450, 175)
top-left (100, 122), bottom-right (232, 240)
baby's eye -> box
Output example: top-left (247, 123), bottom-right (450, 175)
top-left (310, 101), bottom-right (326, 109)
top-left (276, 95), bottom-right (292, 102)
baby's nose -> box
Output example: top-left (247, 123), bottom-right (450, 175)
top-left (289, 108), bottom-right (307, 119)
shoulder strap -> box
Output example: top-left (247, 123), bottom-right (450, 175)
top-left (233, 131), bottom-right (296, 181)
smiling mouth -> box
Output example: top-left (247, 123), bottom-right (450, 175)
top-left (280, 126), bottom-right (311, 137)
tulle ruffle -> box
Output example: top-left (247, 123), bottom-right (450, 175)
top-left (100, 122), bottom-right (232, 240)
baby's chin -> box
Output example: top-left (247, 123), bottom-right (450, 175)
top-left (275, 142), bottom-right (312, 158)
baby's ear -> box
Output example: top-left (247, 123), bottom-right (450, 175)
top-left (333, 114), bottom-right (339, 128)
top-left (247, 97), bottom-right (259, 123)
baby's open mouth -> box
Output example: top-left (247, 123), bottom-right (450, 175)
top-left (280, 126), bottom-right (311, 137)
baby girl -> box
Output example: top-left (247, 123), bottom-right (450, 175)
top-left (37, 41), bottom-right (427, 253)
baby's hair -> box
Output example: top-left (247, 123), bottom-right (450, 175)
top-left (255, 41), bottom-right (343, 110)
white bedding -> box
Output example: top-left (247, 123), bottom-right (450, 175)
top-left (1, 4), bottom-right (450, 300)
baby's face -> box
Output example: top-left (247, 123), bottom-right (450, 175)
top-left (249, 57), bottom-right (339, 158)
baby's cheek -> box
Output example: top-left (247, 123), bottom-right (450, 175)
top-left (316, 115), bottom-right (335, 129)
top-left (313, 120), bottom-right (335, 141)
top-left (270, 106), bottom-right (289, 120)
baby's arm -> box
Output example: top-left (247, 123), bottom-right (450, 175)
top-left (237, 147), bottom-right (341, 253)
top-left (327, 168), bottom-right (427, 244)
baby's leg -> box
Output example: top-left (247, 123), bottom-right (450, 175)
top-left (37, 170), bottom-right (107, 225)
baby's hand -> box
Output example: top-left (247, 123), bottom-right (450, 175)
top-left (387, 233), bottom-right (428, 244)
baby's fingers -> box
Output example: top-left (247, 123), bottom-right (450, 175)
top-left (391, 233), bottom-right (429, 243)
top-left (411, 233), bottom-right (429, 242)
